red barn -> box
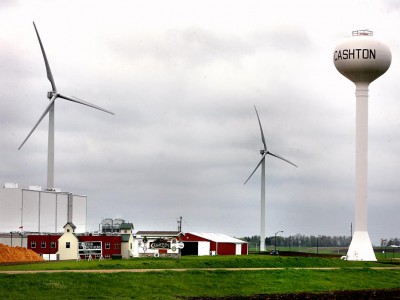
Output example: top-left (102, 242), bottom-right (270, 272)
top-left (181, 232), bottom-right (248, 256)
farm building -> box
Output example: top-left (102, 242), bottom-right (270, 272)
top-left (133, 231), bottom-right (184, 258)
top-left (28, 222), bottom-right (134, 260)
top-left (27, 227), bottom-right (247, 260)
top-left (181, 232), bottom-right (248, 256)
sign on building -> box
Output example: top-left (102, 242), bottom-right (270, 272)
top-left (78, 241), bottom-right (102, 258)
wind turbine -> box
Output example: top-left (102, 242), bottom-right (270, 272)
top-left (18, 22), bottom-right (114, 190)
top-left (244, 106), bottom-right (297, 252)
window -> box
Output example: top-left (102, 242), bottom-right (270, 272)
top-left (67, 229), bottom-right (70, 232)
top-left (114, 243), bottom-right (120, 250)
top-left (105, 242), bottom-right (110, 249)
top-left (66, 242), bottom-right (70, 249)
top-left (51, 242), bottom-right (56, 248)
top-left (31, 241), bottom-right (36, 248)
top-left (41, 242), bottom-right (46, 248)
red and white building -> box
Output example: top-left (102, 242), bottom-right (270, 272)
top-left (28, 222), bottom-right (134, 260)
top-left (181, 232), bottom-right (248, 256)
top-left (28, 227), bottom-right (248, 260)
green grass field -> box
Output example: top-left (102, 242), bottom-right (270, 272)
top-left (256, 246), bottom-right (400, 258)
top-left (1, 254), bottom-right (400, 299)
top-left (0, 254), bottom-right (396, 271)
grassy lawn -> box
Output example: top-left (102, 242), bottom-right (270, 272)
top-left (1, 268), bottom-right (400, 299)
top-left (0, 254), bottom-right (398, 271)
top-left (1, 255), bottom-right (400, 299)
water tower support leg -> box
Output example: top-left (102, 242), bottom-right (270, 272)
top-left (347, 83), bottom-right (376, 261)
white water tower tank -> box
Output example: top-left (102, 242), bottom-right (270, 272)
top-left (334, 30), bottom-right (391, 84)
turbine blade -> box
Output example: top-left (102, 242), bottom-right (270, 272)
top-left (244, 152), bottom-right (267, 185)
top-left (33, 22), bottom-right (57, 92)
top-left (18, 95), bottom-right (57, 150)
top-left (254, 105), bottom-right (267, 151)
top-left (267, 151), bottom-right (298, 168)
top-left (58, 94), bottom-right (115, 115)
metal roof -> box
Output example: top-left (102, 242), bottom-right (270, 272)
top-left (119, 223), bottom-right (134, 230)
top-left (63, 222), bottom-right (76, 229)
top-left (135, 231), bottom-right (182, 237)
top-left (188, 232), bottom-right (247, 244)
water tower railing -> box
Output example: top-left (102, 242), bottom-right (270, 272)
top-left (352, 30), bottom-right (373, 36)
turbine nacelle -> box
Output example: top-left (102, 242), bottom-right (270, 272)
top-left (47, 91), bottom-right (57, 99)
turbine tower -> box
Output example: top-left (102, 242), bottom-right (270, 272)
top-left (334, 30), bottom-right (391, 261)
top-left (244, 106), bottom-right (297, 252)
top-left (19, 22), bottom-right (114, 190)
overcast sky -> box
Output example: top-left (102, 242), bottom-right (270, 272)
top-left (1, 0), bottom-right (400, 245)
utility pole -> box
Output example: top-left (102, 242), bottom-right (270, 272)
top-left (177, 216), bottom-right (182, 232)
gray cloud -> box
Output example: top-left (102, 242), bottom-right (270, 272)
top-left (0, 1), bottom-right (399, 245)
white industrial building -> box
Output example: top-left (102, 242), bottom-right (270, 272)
top-left (0, 183), bottom-right (87, 235)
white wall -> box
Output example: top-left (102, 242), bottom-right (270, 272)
top-left (0, 187), bottom-right (86, 233)
top-left (72, 195), bottom-right (87, 233)
top-left (56, 194), bottom-right (68, 232)
top-left (0, 234), bottom-right (27, 247)
top-left (40, 192), bottom-right (57, 232)
top-left (42, 254), bottom-right (58, 261)
top-left (0, 188), bottom-right (22, 232)
top-left (198, 241), bottom-right (210, 256)
top-left (22, 190), bottom-right (40, 232)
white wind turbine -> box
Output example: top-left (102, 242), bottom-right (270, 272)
top-left (244, 106), bottom-right (297, 252)
top-left (18, 22), bottom-right (114, 190)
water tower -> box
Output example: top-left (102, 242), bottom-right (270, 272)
top-left (334, 30), bottom-right (391, 261)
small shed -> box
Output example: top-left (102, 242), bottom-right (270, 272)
top-left (181, 232), bottom-right (248, 256)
